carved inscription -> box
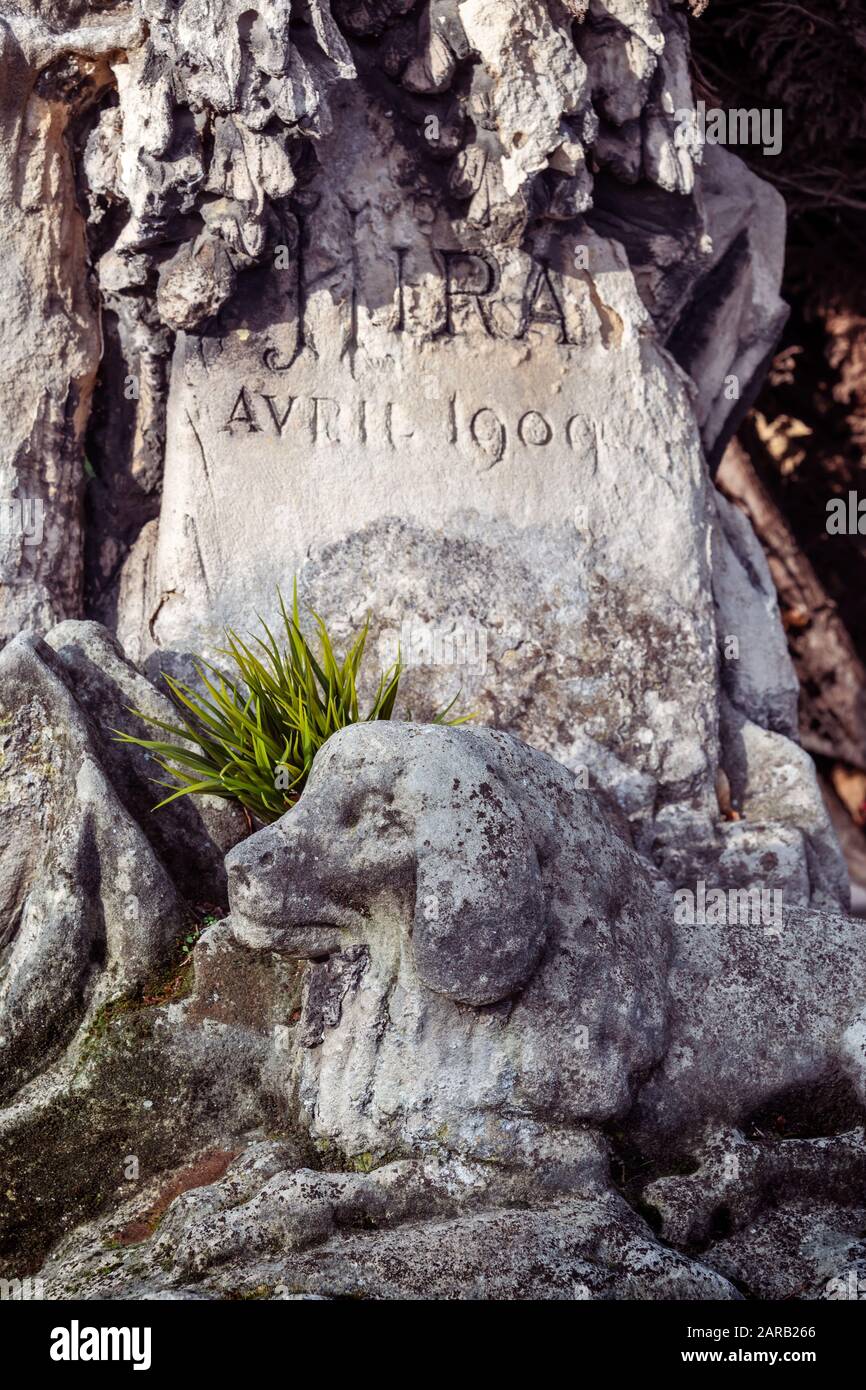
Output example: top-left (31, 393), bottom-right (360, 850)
top-left (224, 390), bottom-right (414, 448)
top-left (268, 209), bottom-right (581, 359)
top-left (222, 387), bottom-right (596, 467)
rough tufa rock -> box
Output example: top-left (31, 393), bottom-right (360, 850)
top-left (32, 721), bottom-right (866, 1299)
top-left (1, 2), bottom-right (819, 914)
top-left (0, 630), bottom-right (184, 1103)
top-left (0, 0), bottom-right (858, 1308)
top-left (3, 2), bottom-right (788, 741)
top-left (0, 622), bottom-right (275, 1274)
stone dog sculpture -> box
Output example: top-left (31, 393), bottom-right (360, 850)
top-left (228, 722), bottom-right (866, 1184)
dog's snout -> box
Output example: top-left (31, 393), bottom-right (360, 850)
top-left (228, 860), bottom-right (250, 889)
top-left (227, 839), bottom-right (276, 878)
top-left (226, 826), bottom-right (286, 918)
top-left (226, 811), bottom-right (360, 957)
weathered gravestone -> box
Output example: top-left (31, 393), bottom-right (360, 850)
top-left (121, 75), bottom-right (724, 835)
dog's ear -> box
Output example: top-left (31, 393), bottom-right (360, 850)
top-left (412, 789), bottom-right (547, 1007)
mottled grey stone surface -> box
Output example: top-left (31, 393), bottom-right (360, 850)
top-left (29, 718), bottom-right (866, 1302)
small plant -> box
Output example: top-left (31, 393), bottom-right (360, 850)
top-left (114, 585), bottom-right (470, 825)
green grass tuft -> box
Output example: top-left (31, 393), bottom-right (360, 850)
top-left (114, 584), bottom-right (472, 825)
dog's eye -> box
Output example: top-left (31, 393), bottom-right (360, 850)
top-left (336, 788), bottom-right (407, 836)
top-left (338, 792), bottom-right (368, 829)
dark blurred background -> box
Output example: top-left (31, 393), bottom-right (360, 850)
top-left (689, 0), bottom-right (866, 899)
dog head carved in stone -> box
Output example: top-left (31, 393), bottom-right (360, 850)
top-left (228, 723), bottom-right (670, 1163)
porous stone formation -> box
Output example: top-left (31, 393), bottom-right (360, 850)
top-left (26, 720), bottom-right (866, 1300)
top-left (0, 4), bottom-right (136, 644)
top-left (1, 1), bottom-right (807, 892)
top-left (0, 0), bottom-right (861, 1306)
top-left (0, 620), bottom-right (264, 1273)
